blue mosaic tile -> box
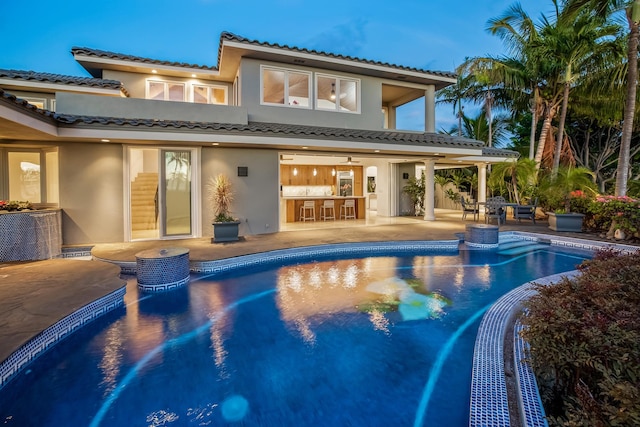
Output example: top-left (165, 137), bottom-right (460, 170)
top-left (0, 287), bottom-right (126, 389)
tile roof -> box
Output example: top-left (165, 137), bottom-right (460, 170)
top-left (482, 146), bottom-right (520, 158)
top-left (219, 32), bottom-right (457, 79)
top-left (0, 88), bottom-right (56, 120)
top-left (0, 69), bottom-right (125, 91)
top-left (71, 47), bottom-right (217, 71)
top-left (54, 113), bottom-right (488, 148)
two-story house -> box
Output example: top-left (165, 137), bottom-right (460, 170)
top-left (0, 32), bottom-right (517, 245)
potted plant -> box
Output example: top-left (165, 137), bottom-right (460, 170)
top-left (208, 174), bottom-right (241, 242)
top-left (540, 166), bottom-right (596, 232)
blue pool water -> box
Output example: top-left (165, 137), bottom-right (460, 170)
top-left (0, 246), bottom-right (590, 426)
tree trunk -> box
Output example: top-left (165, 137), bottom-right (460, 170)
top-left (529, 106), bottom-right (538, 160)
top-left (553, 82), bottom-right (571, 177)
top-left (615, 16), bottom-right (639, 196)
top-left (534, 103), bottom-right (555, 168)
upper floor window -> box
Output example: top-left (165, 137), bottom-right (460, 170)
top-left (193, 84), bottom-right (227, 105)
top-left (147, 80), bottom-right (185, 102)
top-left (261, 66), bottom-right (311, 108)
top-left (316, 75), bottom-right (359, 113)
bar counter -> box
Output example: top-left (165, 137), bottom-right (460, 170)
top-left (282, 196), bottom-right (366, 222)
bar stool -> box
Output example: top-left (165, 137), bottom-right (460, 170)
top-left (299, 200), bottom-right (316, 221)
top-left (320, 200), bottom-right (336, 221)
top-left (340, 199), bottom-right (356, 220)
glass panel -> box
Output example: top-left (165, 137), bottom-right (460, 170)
top-left (164, 151), bottom-right (192, 236)
top-left (168, 83), bottom-right (185, 101)
top-left (316, 76), bottom-right (337, 110)
top-left (45, 150), bottom-right (59, 203)
top-left (263, 68), bottom-right (285, 104)
top-left (339, 79), bottom-right (357, 112)
top-left (288, 72), bottom-right (309, 107)
top-left (129, 148), bottom-right (159, 240)
top-left (148, 81), bottom-right (165, 100)
top-left (211, 87), bottom-right (226, 104)
top-left (193, 85), bottom-right (208, 104)
top-left (8, 152), bottom-right (41, 202)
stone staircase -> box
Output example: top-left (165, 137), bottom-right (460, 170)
top-left (131, 172), bottom-right (158, 232)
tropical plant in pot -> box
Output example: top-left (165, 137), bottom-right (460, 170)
top-left (208, 174), bottom-right (240, 242)
top-left (540, 166), bottom-right (596, 232)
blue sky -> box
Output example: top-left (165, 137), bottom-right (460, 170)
top-left (1, 0), bottom-right (550, 131)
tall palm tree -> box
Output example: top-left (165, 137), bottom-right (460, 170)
top-left (450, 110), bottom-right (511, 147)
top-left (536, 1), bottom-right (623, 176)
top-left (436, 72), bottom-right (475, 137)
top-left (568, 0), bottom-right (640, 196)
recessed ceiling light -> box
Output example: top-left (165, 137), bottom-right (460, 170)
top-left (212, 143), bottom-right (219, 146)
top-left (374, 150), bottom-right (380, 153)
top-left (191, 74), bottom-right (196, 78)
top-left (101, 139), bottom-right (110, 142)
top-left (434, 153), bottom-right (440, 156)
top-left (302, 146), bottom-right (308, 149)
top-left (151, 69), bottom-right (158, 74)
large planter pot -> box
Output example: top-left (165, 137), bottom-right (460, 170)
top-left (547, 212), bottom-right (584, 232)
top-left (212, 220), bottom-right (241, 243)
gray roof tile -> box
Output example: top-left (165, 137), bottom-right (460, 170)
top-left (71, 47), bottom-right (216, 71)
top-left (54, 113), bottom-right (488, 148)
top-left (0, 69), bottom-right (125, 91)
top-left (220, 32), bottom-right (457, 79)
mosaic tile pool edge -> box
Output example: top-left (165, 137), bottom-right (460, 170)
top-left (0, 286), bottom-right (126, 390)
top-left (190, 240), bottom-right (460, 274)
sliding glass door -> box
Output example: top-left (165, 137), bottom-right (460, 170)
top-left (127, 147), bottom-right (199, 241)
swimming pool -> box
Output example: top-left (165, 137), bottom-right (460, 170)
top-left (0, 245), bottom-right (590, 426)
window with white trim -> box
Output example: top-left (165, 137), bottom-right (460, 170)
top-left (316, 75), bottom-right (359, 113)
top-left (193, 84), bottom-right (227, 105)
top-left (261, 66), bottom-right (311, 108)
top-left (147, 80), bottom-right (185, 102)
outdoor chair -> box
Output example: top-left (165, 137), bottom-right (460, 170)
top-left (485, 196), bottom-right (506, 226)
top-left (513, 197), bottom-right (538, 224)
top-left (460, 197), bottom-right (479, 221)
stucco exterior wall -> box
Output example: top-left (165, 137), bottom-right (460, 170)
top-left (58, 142), bottom-right (124, 244)
top-left (103, 70), bottom-right (232, 101)
top-left (239, 58), bottom-right (386, 130)
top-left (201, 147), bottom-right (279, 236)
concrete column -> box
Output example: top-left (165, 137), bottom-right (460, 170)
top-left (388, 106), bottom-right (396, 130)
top-left (477, 163), bottom-right (488, 213)
top-left (425, 85), bottom-right (436, 133)
top-left (423, 159), bottom-right (436, 221)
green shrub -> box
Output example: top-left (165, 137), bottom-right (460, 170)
top-left (588, 196), bottom-right (640, 237)
top-left (520, 249), bottom-right (640, 426)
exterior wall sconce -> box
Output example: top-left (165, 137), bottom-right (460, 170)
top-left (349, 169), bottom-right (354, 176)
top-left (293, 167), bottom-right (298, 176)
top-left (331, 168), bottom-right (336, 176)
top-left (330, 83), bottom-right (336, 101)
top-left (313, 168), bottom-right (317, 176)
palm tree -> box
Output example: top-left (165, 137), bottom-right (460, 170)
top-left (437, 72), bottom-right (475, 137)
top-left (478, 3), bottom-right (560, 166)
top-left (535, 1), bottom-right (623, 176)
top-left (488, 158), bottom-right (538, 203)
top-left (449, 110), bottom-right (511, 147)
top-left (568, 0), bottom-right (640, 196)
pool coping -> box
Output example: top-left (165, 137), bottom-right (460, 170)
top-left (469, 232), bottom-right (637, 427)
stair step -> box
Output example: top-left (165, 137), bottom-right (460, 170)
top-left (498, 244), bottom-right (550, 256)
top-left (498, 240), bottom-right (536, 250)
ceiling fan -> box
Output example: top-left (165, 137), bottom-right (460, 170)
top-left (340, 156), bottom-right (360, 165)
